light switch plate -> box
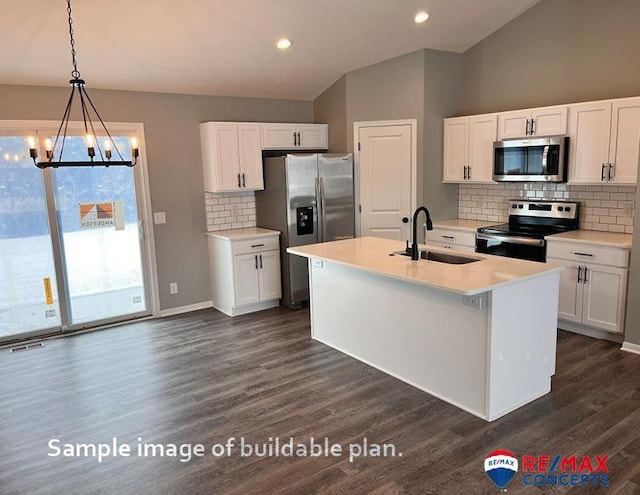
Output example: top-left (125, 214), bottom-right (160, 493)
top-left (153, 212), bottom-right (166, 224)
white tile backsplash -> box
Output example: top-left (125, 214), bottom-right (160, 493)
top-left (205, 191), bottom-right (256, 231)
top-left (458, 183), bottom-right (635, 234)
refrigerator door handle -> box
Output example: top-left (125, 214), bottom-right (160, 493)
top-left (319, 177), bottom-right (327, 243)
top-left (315, 177), bottom-right (323, 242)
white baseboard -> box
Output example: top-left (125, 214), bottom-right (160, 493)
top-left (159, 301), bottom-right (212, 318)
top-left (557, 320), bottom-right (623, 344)
top-left (621, 341), bottom-right (640, 355)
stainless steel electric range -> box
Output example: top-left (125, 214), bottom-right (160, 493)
top-left (476, 199), bottom-right (579, 262)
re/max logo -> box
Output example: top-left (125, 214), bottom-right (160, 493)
top-left (522, 455), bottom-right (609, 473)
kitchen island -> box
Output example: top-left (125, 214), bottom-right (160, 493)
top-left (288, 237), bottom-right (563, 421)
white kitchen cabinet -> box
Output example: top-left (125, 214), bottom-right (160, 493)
top-left (567, 97), bottom-right (640, 185)
top-left (547, 240), bottom-right (630, 334)
top-left (200, 122), bottom-right (263, 192)
top-left (443, 114), bottom-right (497, 183)
top-left (261, 123), bottom-right (328, 150)
top-left (498, 106), bottom-right (567, 139)
top-left (207, 229), bottom-right (281, 316)
top-left (426, 227), bottom-right (477, 252)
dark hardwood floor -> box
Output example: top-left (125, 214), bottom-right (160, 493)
top-left (1, 307), bottom-right (639, 494)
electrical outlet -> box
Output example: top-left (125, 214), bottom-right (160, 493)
top-left (169, 282), bottom-right (178, 295)
top-left (153, 212), bottom-right (166, 224)
top-left (463, 295), bottom-right (483, 310)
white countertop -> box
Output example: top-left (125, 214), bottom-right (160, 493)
top-left (546, 230), bottom-right (632, 248)
top-left (288, 237), bottom-right (562, 296)
top-left (206, 227), bottom-right (280, 241)
top-left (432, 219), bottom-right (498, 232)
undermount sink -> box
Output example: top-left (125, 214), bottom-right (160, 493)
top-left (390, 249), bottom-right (482, 265)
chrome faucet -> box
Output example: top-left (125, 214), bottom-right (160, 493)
top-left (410, 206), bottom-right (433, 260)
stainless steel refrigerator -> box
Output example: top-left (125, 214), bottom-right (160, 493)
top-left (255, 153), bottom-right (355, 309)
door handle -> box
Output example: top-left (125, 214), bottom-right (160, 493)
top-left (259, 254), bottom-right (263, 269)
top-left (402, 217), bottom-right (409, 223)
top-left (577, 266), bottom-right (582, 283)
top-left (601, 164), bottom-right (606, 181)
top-left (254, 255), bottom-right (258, 270)
top-left (242, 173), bottom-right (246, 187)
top-left (237, 173), bottom-right (242, 188)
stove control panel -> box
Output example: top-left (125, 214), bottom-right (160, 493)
top-left (508, 200), bottom-right (579, 220)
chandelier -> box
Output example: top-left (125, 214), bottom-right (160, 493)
top-left (28, 0), bottom-right (138, 168)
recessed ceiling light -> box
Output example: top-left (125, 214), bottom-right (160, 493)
top-left (415, 11), bottom-right (430, 23)
top-left (276, 38), bottom-right (293, 50)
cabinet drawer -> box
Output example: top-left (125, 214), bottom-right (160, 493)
top-left (427, 228), bottom-right (476, 248)
top-left (232, 236), bottom-right (280, 255)
top-left (546, 241), bottom-right (630, 268)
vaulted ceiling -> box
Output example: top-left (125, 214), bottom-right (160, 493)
top-left (2, 0), bottom-right (540, 100)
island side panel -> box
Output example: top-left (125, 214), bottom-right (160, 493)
top-left (308, 259), bottom-right (490, 420)
top-left (486, 271), bottom-right (560, 421)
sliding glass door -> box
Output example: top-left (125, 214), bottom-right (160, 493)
top-left (0, 127), bottom-right (154, 342)
top-left (49, 136), bottom-right (148, 325)
top-left (0, 135), bottom-right (61, 339)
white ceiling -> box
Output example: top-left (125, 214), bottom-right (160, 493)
top-left (2, 0), bottom-right (541, 100)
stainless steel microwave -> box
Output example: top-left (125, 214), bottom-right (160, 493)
top-left (493, 136), bottom-right (568, 182)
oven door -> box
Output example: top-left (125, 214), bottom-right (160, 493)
top-left (476, 233), bottom-right (546, 262)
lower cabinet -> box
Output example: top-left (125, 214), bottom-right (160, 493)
top-left (426, 227), bottom-right (477, 253)
top-left (234, 250), bottom-right (281, 306)
top-left (547, 240), bottom-right (630, 334)
top-left (208, 229), bottom-right (282, 316)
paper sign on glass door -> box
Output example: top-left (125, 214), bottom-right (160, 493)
top-left (78, 201), bottom-right (124, 230)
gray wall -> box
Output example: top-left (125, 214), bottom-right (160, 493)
top-left (313, 75), bottom-right (347, 153)
top-left (460, 0), bottom-right (640, 346)
top-left (423, 49), bottom-right (461, 222)
top-left (461, 0), bottom-right (640, 114)
top-left (0, 84), bottom-right (312, 311)
top-left (313, 49), bottom-right (461, 228)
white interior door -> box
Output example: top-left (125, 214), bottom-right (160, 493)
top-left (356, 122), bottom-right (415, 241)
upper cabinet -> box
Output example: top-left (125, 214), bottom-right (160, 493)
top-left (498, 106), bottom-right (567, 139)
top-left (568, 97), bottom-right (640, 185)
top-left (261, 123), bottom-right (328, 150)
top-left (200, 122), bottom-right (264, 192)
top-left (443, 114), bottom-right (497, 183)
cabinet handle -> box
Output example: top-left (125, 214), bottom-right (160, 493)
top-left (608, 163), bottom-right (613, 181)
top-left (441, 235), bottom-right (455, 239)
top-left (259, 254), bottom-right (263, 269)
top-left (237, 173), bottom-right (242, 188)
top-left (254, 255), bottom-right (258, 270)
top-left (242, 173), bottom-right (246, 187)
top-left (297, 132), bottom-right (301, 146)
top-left (467, 166), bottom-right (471, 179)
top-left (577, 266), bottom-right (582, 283)
top-left (525, 119), bottom-right (530, 135)
top-left (463, 166), bottom-right (467, 180)
top-left (601, 163), bottom-right (606, 181)
top-left (530, 118), bottom-right (535, 135)
top-left (574, 252), bottom-right (594, 257)
top-left (251, 243), bottom-right (265, 248)
top-left (583, 266), bottom-right (589, 283)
